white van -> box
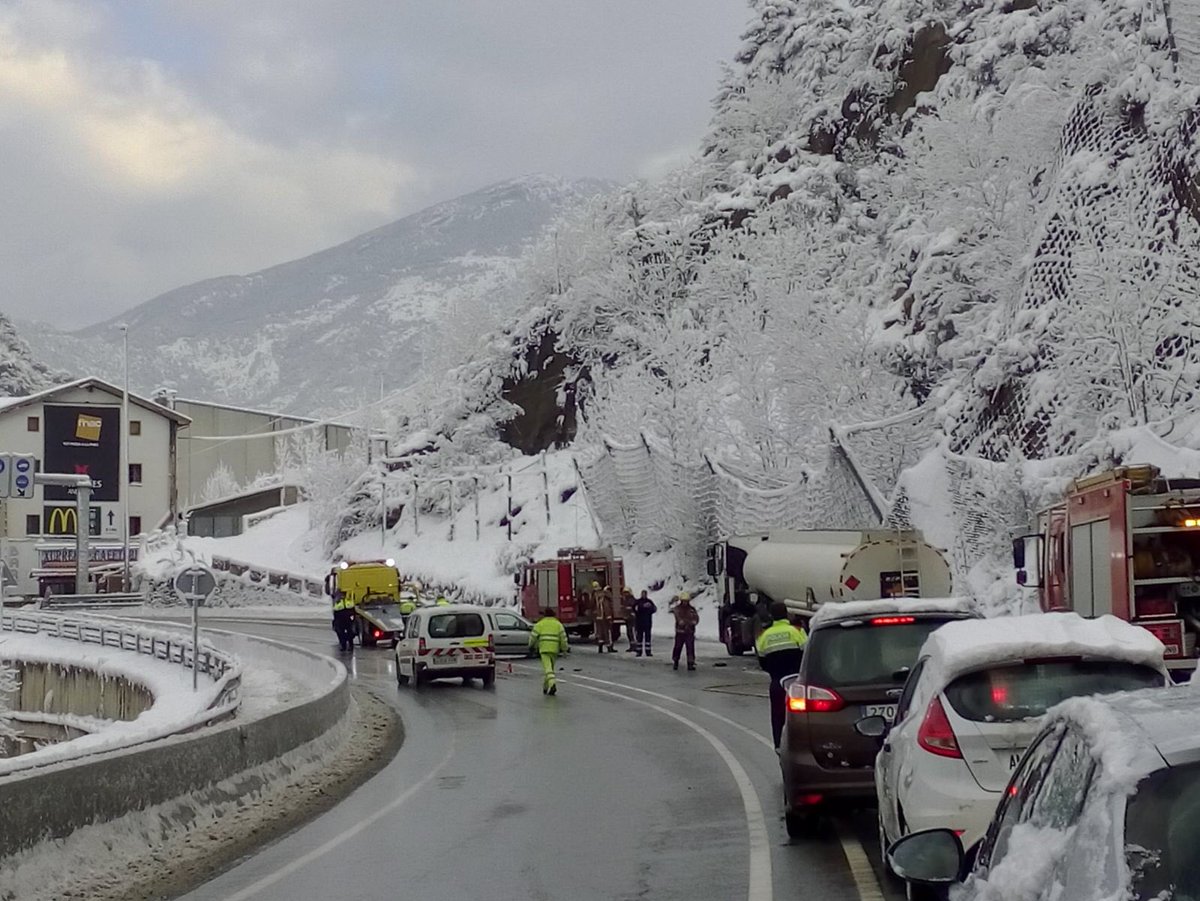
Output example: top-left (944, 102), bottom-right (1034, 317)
top-left (395, 604), bottom-right (495, 688)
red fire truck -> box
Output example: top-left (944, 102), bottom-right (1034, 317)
top-left (1015, 464), bottom-right (1200, 679)
top-left (518, 547), bottom-right (625, 640)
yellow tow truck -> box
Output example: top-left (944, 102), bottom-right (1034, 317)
top-left (323, 559), bottom-right (408, 648)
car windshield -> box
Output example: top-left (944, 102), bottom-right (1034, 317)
top-left (805, 618), bottom-right (959, 687)
top-left (427, 614), bottom-right (485, 639)
top-left (1124, 762), bottom-right (1200, 900)
top-left (944, 661), bottom-right (1163, 722)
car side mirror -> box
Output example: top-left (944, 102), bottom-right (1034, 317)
top-left (888, 829), bottom-right (964, 886)
top-left (854, 715), bottom-right (889, 739)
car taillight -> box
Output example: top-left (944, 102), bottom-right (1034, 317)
top-left (870, 616), bottom-right (915, 626)
top-left (487, 633), bottom-right (495, 652)
top-left (785, 684), bottom-right (846, 713)
top-left (917, 696), bottom-right (962, 758)
top-left (418, 637), bottom-right (428, 656)
top-left (373, 629), bottom-right (382, 638)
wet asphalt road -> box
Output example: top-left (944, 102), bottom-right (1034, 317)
top-left (172, 619), bottom-right (904, 901)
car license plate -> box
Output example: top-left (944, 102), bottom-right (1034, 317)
top-left (863, 704), bottom-right (896, 720)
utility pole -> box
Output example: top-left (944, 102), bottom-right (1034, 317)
top-left (120, 324), bottom-right (131, 590)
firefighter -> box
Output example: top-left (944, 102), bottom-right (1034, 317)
top-left (594, 583), bottom-right (616, 653)
top-left (530, 607), bottom-right (569, 695)
top-left (671, 592), bottom-right (700, 671)
top-left (633, 590), bottom-right (657, 657)
top-left (756, 601), bottom-right (808, 748)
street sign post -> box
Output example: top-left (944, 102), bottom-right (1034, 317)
top-left (174, 565), bottom-right (217, 690)
top-left (12, 456), bottom-right (34, 499)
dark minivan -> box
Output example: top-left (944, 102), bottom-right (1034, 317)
top-left (779, 598), bottom-right (977, 837)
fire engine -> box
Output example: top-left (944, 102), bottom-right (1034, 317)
top-left (1015, 464), bottom-right (1200, 678)
top-left (518, 547), bottom-right (625, 639)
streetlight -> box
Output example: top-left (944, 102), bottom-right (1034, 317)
top-left (119, 324), bottom-right (131, 590)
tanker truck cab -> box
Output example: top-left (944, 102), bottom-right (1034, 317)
top-left (710, 530), bottom-right (954, 656)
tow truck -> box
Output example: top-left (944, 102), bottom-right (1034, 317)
top-left (517, 547), bottom-right (625, 640)
top-left (324, 559), bottom-right (407, 648)
top-left (1015, 463), bottom-right (1200, 679)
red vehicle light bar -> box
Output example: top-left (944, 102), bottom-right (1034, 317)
top-left (871, 616), bottom-right (916, 626)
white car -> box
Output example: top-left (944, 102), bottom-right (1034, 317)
top-left (394, 604), bottom-right (496, 688)
top-left (483, 608), bottom-right (537, 657)
top-left (870, 612), bottom-right (1168, 861)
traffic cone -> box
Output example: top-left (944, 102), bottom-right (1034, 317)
top-left (507, 662), bottom-right (513, 674)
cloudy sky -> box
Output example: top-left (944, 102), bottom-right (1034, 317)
top-left (0, 1), bottom-right (747, 330)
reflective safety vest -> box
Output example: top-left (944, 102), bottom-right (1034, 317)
top-left (399, 600), bottom-right (416, 615)
top-left (531, 616), bottom-right (569, 655)
top-left (333, 594), bottom-right (354, 612)
top-left (436, 597), bottom-right (450, 606)
top-left (755, 619), bottom-right (808, 657)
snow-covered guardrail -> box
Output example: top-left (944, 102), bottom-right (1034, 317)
top-left (211, 555), bottom-right (324, 598)
top-left (0, 615), bottom-right (348, 865)
top-left (0, 610), bottom-right (241, 715)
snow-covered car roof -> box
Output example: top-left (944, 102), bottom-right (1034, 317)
top-left (920, 612), bottom-right (1168, 682)
top-left (1048, 685), bottom-right (1200, 791)
top-left (809, 596), bottom-right (976, 629)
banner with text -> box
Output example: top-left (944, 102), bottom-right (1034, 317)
top-left (43, 405), bottom-right (120, 502)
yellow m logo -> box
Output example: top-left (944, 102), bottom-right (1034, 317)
top-left (46, 507), bottom-right (78, 536)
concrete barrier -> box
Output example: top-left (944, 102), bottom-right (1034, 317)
top-left (0, 630), bottom-right (347, 861)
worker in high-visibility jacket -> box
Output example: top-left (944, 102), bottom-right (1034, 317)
top-left (436, 596), bottom-right (451, 606)
top-left (756, 601), bottom-right (808, 748)
top-left (332, 590), bottom-right (356, 652)
top-left (530, 607), bottom-right (570, 696)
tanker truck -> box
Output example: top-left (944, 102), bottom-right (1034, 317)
top-left (707, 529), bottom-right (953, 655)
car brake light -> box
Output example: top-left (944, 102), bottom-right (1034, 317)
top-left (870, 616), bottom-right (916, 626)
top-left (418, 637), bottom-right (428, 656)
top-left (373, 629), bottom-right (382, 638)
top-left (785, 684), bottom-right (846, 713)
top-left (796, 793), bottom-right (824, 806)
top-left (917, 696), bottom-right (962, 758)
top-left (991, 684), bottom-right (1009, 705)
top-left (488, 633), bottom-right (495, 652)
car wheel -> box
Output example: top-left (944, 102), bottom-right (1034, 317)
top-left (784, 810), bottom-right (816, 839)
top-left (462, 676), bottom-right (474, 686)
top-left (414, 665), bottom-right (428, 688)
top-left (906, 884), bottom-right (944, 901)
top-left (397, 666), bottom-right (409, 687)
top-left (482, 668), bottom-right (495, 688)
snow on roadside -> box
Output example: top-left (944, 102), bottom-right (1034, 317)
top-left (0, 631), bottom-right (224, 776)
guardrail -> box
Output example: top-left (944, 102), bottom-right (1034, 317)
top-left (37, 592), bottom-right (145, 610)
top-left (0, 610), bottom-right (241, 712)
top-left (211, 555), bottom-right (324, 599)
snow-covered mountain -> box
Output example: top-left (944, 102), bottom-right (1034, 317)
top-left (22, 176), bottom-right (610, 415)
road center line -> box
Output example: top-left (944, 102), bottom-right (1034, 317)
top-left (572, 681), bottom-right (773, 901)
top-left (220, 734), bottom-right (458, 901)
top-left (535, 667), bottom-right (886, 901)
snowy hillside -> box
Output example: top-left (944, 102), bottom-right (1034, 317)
top-left (383, 0), bottom-right (1200, 590)
top-left (22, 176), bottom-right (610, 415)
top-left (0, 313), bottom-right (67, 396)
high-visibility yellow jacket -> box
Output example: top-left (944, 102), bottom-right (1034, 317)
top-left (332, 594), bottom-right (355, 612)
top-left (399, 600), bottom-right (416, 615)
top-left (530, 616), bottom-right (569, 655)
top-left (756, 618), bottom-right (807, 681)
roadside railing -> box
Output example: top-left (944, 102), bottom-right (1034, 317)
top-left (37, 593), bottom-right (145, 610)
top-left (0, 610), bottom-right (241, 712)
top-left (211, 555), bottom-right (324, 599)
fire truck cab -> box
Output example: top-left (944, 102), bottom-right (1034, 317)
top-left (518, 548), bottom-right (625, 639)
top-left (1016, 464), bottom-right (1200, 678)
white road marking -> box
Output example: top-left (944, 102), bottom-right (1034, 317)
top-left (219, 735), bottom-right (458, 901)
top-left (540, 667), bottom-right (887, 901)
top-left (574, 681), bottom-right (773, 901)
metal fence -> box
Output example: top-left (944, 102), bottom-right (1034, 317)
top-left (210, 556), bottom-right (324, 599)
top-left (0, 610), bottom-right (242, 713)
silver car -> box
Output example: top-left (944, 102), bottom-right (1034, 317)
top-left (886, 684), bottom-right (1200, 901)
top-left (485, 609), bottom-right (536, 657)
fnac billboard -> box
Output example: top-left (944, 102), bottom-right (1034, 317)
top-left (44, 405), bottom-right (120, 502)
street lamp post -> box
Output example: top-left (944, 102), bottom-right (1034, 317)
top-left (120, 324), bottom-right (131, 590)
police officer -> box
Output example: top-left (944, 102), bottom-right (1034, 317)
top-left (332, 589), bottom-right (356, 652)
top-left (756, 601), bottom-right (808, 748)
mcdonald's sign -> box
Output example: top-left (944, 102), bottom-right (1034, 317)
top-left (43, 506), bottom-right (100, 537)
